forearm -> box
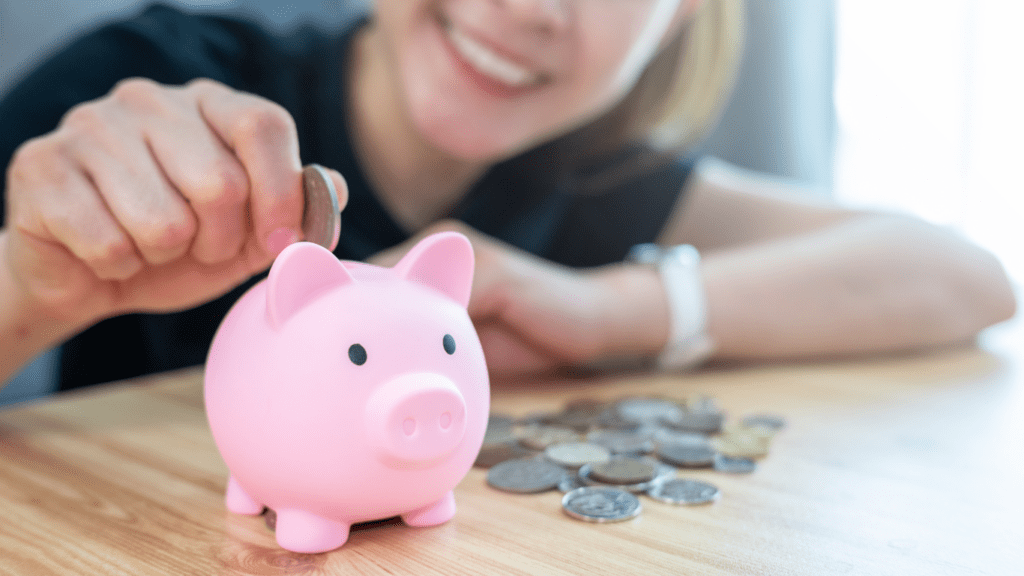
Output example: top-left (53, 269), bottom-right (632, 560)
top-left (0, 231), bottom-right (83, 385)
top-left (700, 214), bottom-right (1017, 360)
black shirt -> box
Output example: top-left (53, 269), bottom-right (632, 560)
top-left (0, 3), bottom-right (695, 390)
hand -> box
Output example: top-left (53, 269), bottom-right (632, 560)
top-left (369, 221), bottom-right (670, 378)
top-left (3, 77), bottom-right (348, 328)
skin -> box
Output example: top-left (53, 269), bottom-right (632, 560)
top-left (0, 0), bottom-right (1017, 385)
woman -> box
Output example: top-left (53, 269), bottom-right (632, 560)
top-left (0, 0), bottom-right (1016, 389)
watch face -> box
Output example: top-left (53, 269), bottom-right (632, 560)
top-left (627, 243), bottom-right (663, 264)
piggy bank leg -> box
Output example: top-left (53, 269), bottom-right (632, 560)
top-left (274, 508), bottom-right (351, 554)
top-left (402, 491), bottom-right (456, 527)
top-left (225, 475), bottom-right (264, 515)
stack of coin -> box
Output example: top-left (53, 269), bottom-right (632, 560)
top-left (478, 395), bottom-right (785, 523)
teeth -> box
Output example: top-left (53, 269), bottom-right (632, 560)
top-left (445, 22), bottom-right (540, 88)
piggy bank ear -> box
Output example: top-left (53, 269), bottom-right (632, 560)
top-left (267, 241), bottom-right (354, 329)
top-left (395, 232), bottom-right (474, 308)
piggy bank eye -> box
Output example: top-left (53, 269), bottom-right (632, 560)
top-left (348, 343), bottom-right (367, 365)
top-left (443, 334), bottom-right (456, 355)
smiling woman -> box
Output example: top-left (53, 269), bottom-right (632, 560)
top-left (0, 0), bottom-right (1015, 398)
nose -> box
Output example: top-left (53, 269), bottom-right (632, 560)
top-left (494, 0), bottom-right (568, 35)
top-left (366, 373), bottom-right (468, 467)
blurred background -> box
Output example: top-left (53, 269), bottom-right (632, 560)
top-left (1, 1), bottom-right (1020, 404)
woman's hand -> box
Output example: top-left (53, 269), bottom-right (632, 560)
top-left (3, 77), bottom-right (346, 328)
top-left (369, 221), bottom-right (671, 378)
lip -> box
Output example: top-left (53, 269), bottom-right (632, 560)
top-left (434, 13), bottom-right (549, 99)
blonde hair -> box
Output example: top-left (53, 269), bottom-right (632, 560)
top-left (520, 0), bottom-right (746, 191)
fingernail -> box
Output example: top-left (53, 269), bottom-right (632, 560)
top-left (266, 227), bottom-right (299, 255)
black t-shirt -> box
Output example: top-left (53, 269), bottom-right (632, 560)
top-left (0, 3), bottom-right (695, 390)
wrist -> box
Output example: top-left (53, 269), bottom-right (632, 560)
top-left (627, 243), bottom-right (715, 370)
top-left (592, 264), bottom-right (672, 360)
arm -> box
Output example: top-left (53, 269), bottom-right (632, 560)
top-left (663, 158), bottom-right (1018, 360)
top-left (379, 158), bottom-right (1015, 378)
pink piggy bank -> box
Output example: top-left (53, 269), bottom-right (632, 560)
top-left (204, 232), bottom-right (489, 553)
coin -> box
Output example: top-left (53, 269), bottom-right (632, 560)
top-left (483, 413), bottom-right (517, 445)
top-left (301, 164), bottom-right (341, 250)
top-left (516, 424), bottom-right (583, 451)
top-left (474, 441), bottom-right (537, 469)
top-left (652, 428), bottom-right (711, 449)
top-left (656, 444), bottom-right (716, 468)
top-left (661, 410), bottom-right (724, 434)
top-left (711, 427), bottom-right (771, 459)
top-left (615, 397), bottom-right (684, 425)
top-left (647, 479), bottom-right (721, 505)
top-left (544, 442), bottom-right (612, 469)
top-left (741, 413), bottom-right (787, 432)
top-left (713, 454), bottom-right (757, 474)
top-left (486, 458), bottom-right (568, 493)
top-left (584, 457), bottom-right (658, 485)
top-left (558, 473), bottom-right (586, 493)
top-left (561, 487), bottom-right (642, 523)
top-left (587, 429), bottom-right (654, 455)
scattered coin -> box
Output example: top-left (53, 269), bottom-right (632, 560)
top-left (616, 397), bottom-right (684, 425)
top-left (713, 454), bottom-right (757, 474)
top-left (585, 457), bottom-right (658, 485)
top-left (487, 458), bottom-right (568, 493)
top-left (301, 164), bottom-right (341, 250)
top-left (647, 479), bottom-right (721, 505)
top-left (587, 429), bottom-right (655, 455)
top-left (561, 487), bottom-right (642, 523)
top-left (656, 444), bottom-right (716, 468)
top-left (474, 441), bottom-right (538, 469)
top-left (482, 394), bottom-right (782, 523)
top-left (741, 413), bottom-right (787, 432)
top-left (661, 410), bottom-right (724, 434)
top-left (544, 442), bottom-right (612, 469)
top-left (558, 474), bottom-right (586, 493)
top-left (711, 427), bottom-right (771, 459)
top-left (516, 424), bottom-right (583, 451)
top-left (653, 428), bottom-right (711, 450)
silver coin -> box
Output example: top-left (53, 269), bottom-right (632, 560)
top-left (652, 428), bottom-right (711, 450)
top-left (660, 410), bottom-right (724, 434)
top-left (741, 413), bottom-right (787, 432)
top-left (587, 429), bottom-right (654, 455)
top-left (301, 164), bottom-right (341, 250)
top-left (578, 458), bottom-right (674, 494)
top-left (544, 442), bottom-right (612, 469)
top-left (486, 458), bottom-right (567, 493)
top-left (647, 479), bottom-right (721, 505)
top-left (615, 397), bottom-right (684, 425)
top-left (713, 454), bottom-right (757, 474)
top-left (558, 473), bottom-right (585, 493)
top-left (561, 487), bottom-right (642, 523)
top-left (656, 444), bottom-right (716, 468)
top-left (516, 424), bottom-right (582, 451)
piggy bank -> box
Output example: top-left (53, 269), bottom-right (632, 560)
top-left (204, 232), bottom-right (489, 553)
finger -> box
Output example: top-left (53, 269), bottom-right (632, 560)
top-left (24, 153), bottom-right (145, 281)
top-left (61, 103), bottom-right (198, 267)
top-left (192, 80), bottom-right (303, 256)
top-left (475, 322), bottom-right (559, 376)
top-left (145, 104), bottom-right (251, 265)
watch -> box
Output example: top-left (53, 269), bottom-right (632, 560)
top-left (627, 243), bottom-right (715, 370)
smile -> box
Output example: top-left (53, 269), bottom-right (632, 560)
top-left (440, 16), bottom-right (545, 90)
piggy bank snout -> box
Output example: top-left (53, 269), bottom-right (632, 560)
top-left (366, 373), bottom-right (468, 467)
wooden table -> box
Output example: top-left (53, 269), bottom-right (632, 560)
top-left (1, 321), bottom-right (1021, 575)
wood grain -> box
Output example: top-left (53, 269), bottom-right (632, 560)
top-left (1, 322), bottom-right (1021, 575)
